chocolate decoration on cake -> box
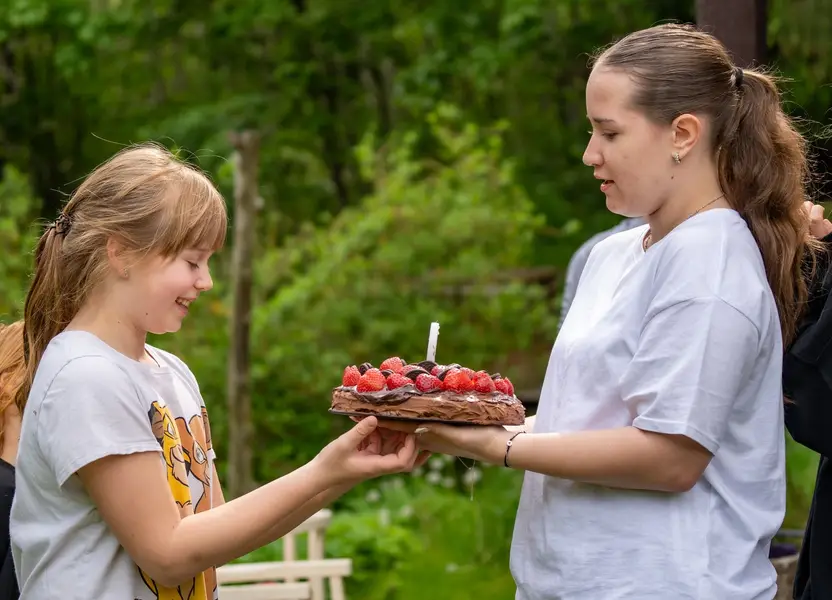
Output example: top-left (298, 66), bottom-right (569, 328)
top-left (331, 387), bottom-right (524, 426)
top-left (418, 360), bottom-right (437, 372)
top-left (358, 362), bottom-right (373, 375)
top-left (404, 367), bottom-right (430, 379)
top-left (333, 324), bottom-right (523, 426)
top-left (333, 357), bottom-right (524, 426)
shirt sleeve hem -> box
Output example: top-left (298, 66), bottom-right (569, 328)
top-left (632, 416), bottom-right (719, 454)
top-left (56, 442), bottom-right (163, 487)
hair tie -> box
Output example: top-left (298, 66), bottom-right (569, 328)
top-left (733, 66), bottom-right (744, 89)
top-left (52, 212), bottom-right (72, 236)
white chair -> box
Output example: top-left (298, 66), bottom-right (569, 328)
top-left (218, 581), bottom-right (311, 600)
top-left (218, 509), bottom-right (352, 600)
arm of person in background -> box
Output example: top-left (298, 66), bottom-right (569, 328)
top-left (784, 203), bottom-right (832, 456)
top-left (806, 201), bottom-right (832, 239)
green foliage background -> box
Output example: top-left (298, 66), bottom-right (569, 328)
top-left (1, 0), bottom-right (830, 597)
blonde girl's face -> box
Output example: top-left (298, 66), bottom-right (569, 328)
top-left (125, 248), bottom-right (215, 335)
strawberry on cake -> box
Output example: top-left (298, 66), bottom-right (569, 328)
top-left (330, 357), bottom-right (525, 426)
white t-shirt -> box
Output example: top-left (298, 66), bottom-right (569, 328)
top-left (510, 209), bottom-right (785, 599)
top-left (11, 331), bottom-right (219, 599)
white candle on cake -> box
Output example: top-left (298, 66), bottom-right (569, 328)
top-left (426, 322), bottom-right (440, 362)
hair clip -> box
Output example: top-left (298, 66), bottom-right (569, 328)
top-left (53, 213), bottom-right (73, 236)
top-left (733, 66), bottom-right (744, 89)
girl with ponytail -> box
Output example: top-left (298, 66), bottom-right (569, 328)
top-left (11, 144), bottom-right (422, 599)
top-left (378, 24), bottom-right (815, 598)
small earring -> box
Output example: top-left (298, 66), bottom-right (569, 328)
top-left (672, 152), bottom-right (682, 165)
top-left (122, 269), bottom-right (129, 279)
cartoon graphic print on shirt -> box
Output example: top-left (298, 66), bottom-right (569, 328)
top-left (176, 412), bottom-right (217, 597)
top-left (149, 402), bottom-right (192, 512)
top-left (176, 415), bottom-right (210, 512)
top-left (141, 401), bottom-right (208, 600)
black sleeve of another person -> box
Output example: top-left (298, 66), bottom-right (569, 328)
top-left (784, 232), bottom-right (832, 600)
top-left (785, 238), bottom-right (832, 456)
top-left (0, 460), bottom-right (17, 599)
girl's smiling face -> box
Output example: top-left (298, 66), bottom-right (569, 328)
top-left (125, 248), bottom-right (214, 335)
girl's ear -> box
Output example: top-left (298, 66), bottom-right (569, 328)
top-left (106, 237), bottom-right (130, 279)
top-left (670, 112), bottom-right (704, 161)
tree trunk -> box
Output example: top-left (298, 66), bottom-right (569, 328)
top-left (696, 0), bottom-right (768, 66)
top-left (226, 130), bottom-right (260, 499)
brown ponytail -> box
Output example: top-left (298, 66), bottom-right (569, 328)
top-left (716, 69), bottom-right (819, 345)
top-left (594, 23), bottom-right (817, 345)
top-left (19, 143), bottom-right (227, 405)
top-left (20, 222), bottom-right (82, 406)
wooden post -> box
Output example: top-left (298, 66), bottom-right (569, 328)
top-left (226, 130), bottom-right (260, 499)
top-left (696, 0), bottom-right (768, 66)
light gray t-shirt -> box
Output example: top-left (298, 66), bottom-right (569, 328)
top-left (11, 330), bottom-right (219, 599)
top-left (511, 209), bottom-right (785, 599)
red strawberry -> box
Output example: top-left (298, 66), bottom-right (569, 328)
top-left (473, 370), bottom-right (490, 381)
top-left (495, 377), bottom-right (515, 396)
top-left (430, 365), bottom-right (444, 376)
top-left (380, 357), bottom-right (405, 374)
top-left (342, 365), bottom-right (361, 387)
top-left (415, 373), bottom-right (442, 392)
top-left (356, 368), bottom-right (386, 392)
top-left (459, 367), bottom-right (475, 379)
top-left (474, 377), bottom-right (496, 393)
top-left (442, 368), bottom-right (475, 393)
top-left (386, 373), bottom-right (413, 390)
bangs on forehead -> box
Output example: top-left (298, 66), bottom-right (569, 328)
top-left (154, 167), bottom-right (228, 257)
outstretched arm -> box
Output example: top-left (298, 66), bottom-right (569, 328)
top-left (487, 426), bottom-right (710, 492)
top-left (401, 424), bottom-right (711, 493)
top-left (204, 462), bottom-right (351, 571)
top-left (80, 452), bottom-right (332, 587)
top-left (78, 418), bottom-right (418, 588)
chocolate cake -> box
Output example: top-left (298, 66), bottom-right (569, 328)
top-left (330, 357), bottom-right (525, 426)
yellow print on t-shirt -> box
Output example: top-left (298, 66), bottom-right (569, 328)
top-left (176, 413), bottom-right (217, 597)
top-left (140, 400), bottom-right (208, 600)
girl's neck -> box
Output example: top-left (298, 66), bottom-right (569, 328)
top-left (646, 191), bottom-right (729, 244)
top-left (68, 299), bottom-right (150, 364)
top-left (645, 164), bottom-right (728, 244)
